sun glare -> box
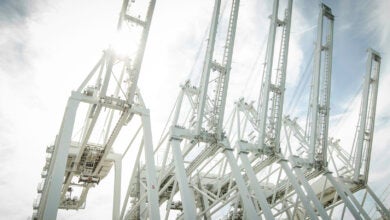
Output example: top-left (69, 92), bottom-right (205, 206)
top-left (111, 29), bottom-right (141, 59)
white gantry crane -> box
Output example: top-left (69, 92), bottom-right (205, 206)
top-left (145, 0), bottom-right (262, 219)
top-left (33, 0), bottom-right (160, 219)
top-left (283, 48), bottom-right (389, 219)
top-left (231, 2), bottom-right (389, 219)
top-left (33, 0), bottom-right (389, 219)
top-left (232, 1), bottom-right (329, 218)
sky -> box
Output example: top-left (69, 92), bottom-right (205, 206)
top-left (0, 0), bottom-right (389, 219)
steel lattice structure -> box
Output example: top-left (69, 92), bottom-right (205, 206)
top-left (32, 0), bottom-right (390, 219)
top-left (33, 1), bottom-right (160, 219)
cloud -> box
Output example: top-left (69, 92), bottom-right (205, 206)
top-left (364, 0), bottom-right (390, 47)
top-left (0, 0), bottom-right (37, 74)
top-left (0, 0), bottom-right (35, 24)
top-left (1, 0), bottom-right (389, 219)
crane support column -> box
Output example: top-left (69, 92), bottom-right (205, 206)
top-left (141, 111), bottom-right (161, 220)
top-left (171, 138), bottom-right (197, 219)
top-left (223, 147), bottom-right (258, 219)
top-left (292, 166), bottom-right (329, 219)
top-left (257, 0), bottom-right (293, 154)
top-left (353, 49), bottom-right (381, 183)
top-left (308, 4), bottom-right (334, 166)
top-left (324, 172), bottom-right (361, 219)
top-left (279, 160), bottom-right (319, 220)
top-left (113, 155), bottom-right (122, 220)
top-left (196, 0), bottom-right (221, 134)
top-left (41, 98), bottom-right (80, 220)
top-left (239, 151), bottom-right (275, 219)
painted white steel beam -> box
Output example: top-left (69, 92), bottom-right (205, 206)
top-left (125, 0), bottom-right (156, 104)
top-left (257, 0), bottom-right (293, 154)
top-left (308, 3), bottom-right (334, 165)
top-left (141, 111), bottom-right (161, 220)
top-left (213, 0), bottom-right (240, 136)
top-left (196, 0), bottom-right (221, 134)
top-left (293, 166), bottom-right (330, 219)
top-left (171, 138), bottom-right (197, 219)
top-left (257, 0), bottom-right (280, 151)
top-left (113, 156), bottom-right (122, 220)
top-left (279, 160), bottom-right (319, 220)
top-left (324, 172), bottom-right (361, 219)
top-left (239, 152), bottom-right (275, 219)
top-left (41, 98), bottom-right (80, 220)
top-left (353, 49), bottom-right (381, 182)
top-left (224, 148), bottom-right (259, 219)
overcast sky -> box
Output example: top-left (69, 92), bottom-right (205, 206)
top-left (0, 0), bottom-right (389, 219)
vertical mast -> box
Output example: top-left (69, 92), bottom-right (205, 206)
top-left (124, 0), bottom-right (156, 104)
top-left (308, 4), bottom-right (334, 166)
top-left (211, 0), bottom-right (240, 136)
top-left (257, 0), bottom-right (293, 154)
top-left (196, 0), bottom-right (240, 138)
top-left (196, 0), bottom-right (221, 134)
top-left (353, 49), bottom-right (381, 183)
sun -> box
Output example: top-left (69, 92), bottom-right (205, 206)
top-left (111, 28), bottom-right (141, 59)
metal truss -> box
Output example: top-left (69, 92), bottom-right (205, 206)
top-left (306, 4), bottom-right (334, 167)
top-left (282, 48), bottom-right (388, 219)
top-left (32, 0), bottom-right (390, 219)
top-left (141, 0), bottom-right (264, 219)
top-left (33, 0), bottom-right (160, 219)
